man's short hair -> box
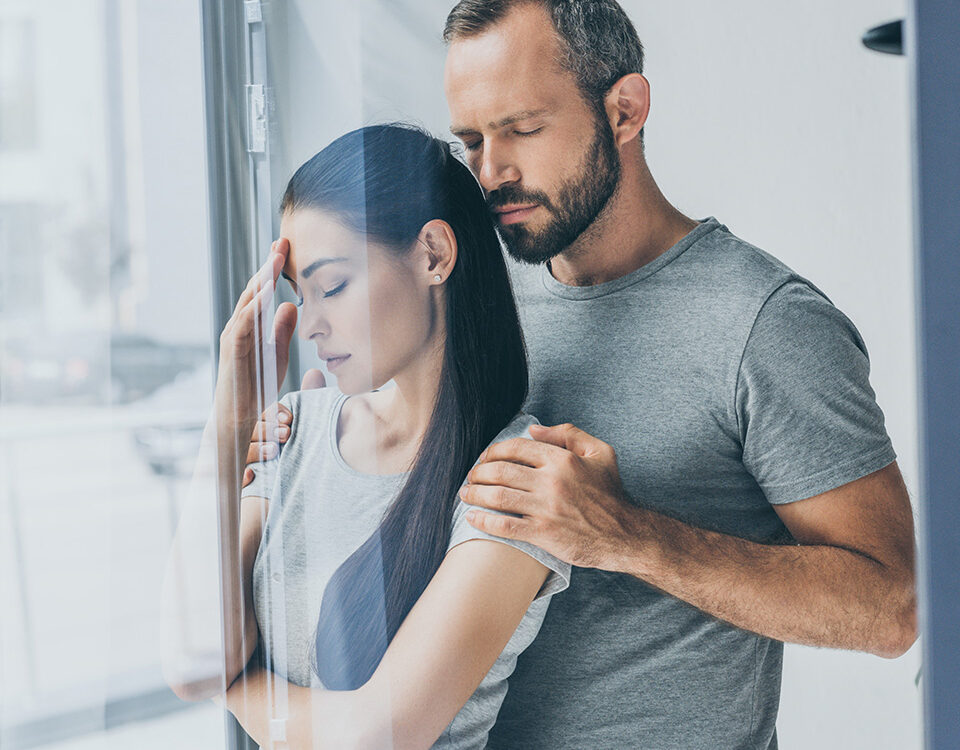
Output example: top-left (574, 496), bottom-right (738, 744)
top-left (443, 0), bottom-right (645, 134)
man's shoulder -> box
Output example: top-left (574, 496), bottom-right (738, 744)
top-left (682, 220), bottom-right (806, 304)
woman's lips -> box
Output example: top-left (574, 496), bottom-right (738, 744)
top-left (494, 204), bottom-right (540, 226)
top-left (325, 355), bottom-right (350, 371)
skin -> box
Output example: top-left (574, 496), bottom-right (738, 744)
top-left (248, 3), bottom-right (917, 659)
top-left (165, 210), bottom-right (553, 749)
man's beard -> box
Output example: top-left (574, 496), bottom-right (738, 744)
top-left (487, 118), bottom-right (622, 265)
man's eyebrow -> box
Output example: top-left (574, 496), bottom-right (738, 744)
top-left (296, 257), bottom-right (349, 280)
top-left (451, 108), bottom-right (550, 138)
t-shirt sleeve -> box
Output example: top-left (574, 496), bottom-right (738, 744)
top-left (240, 392), bottom-right (297, 502)
top-left (445, 414), bottom-right (572, 600)
top-left (736, 280), bottom-right (896, 505)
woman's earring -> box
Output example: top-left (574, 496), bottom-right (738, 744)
top-left (434, 274), bottom-right (443, 282)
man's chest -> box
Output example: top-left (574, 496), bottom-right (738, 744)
top-left (517, 300), bottom-right (781, 538)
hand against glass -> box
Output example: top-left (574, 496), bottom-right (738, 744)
top-left (214, 239), bottom-right (298, 435)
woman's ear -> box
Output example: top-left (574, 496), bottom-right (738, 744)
top-left (416, 219), bottom-right (458, 286)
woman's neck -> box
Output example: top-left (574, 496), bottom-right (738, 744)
top-left (339, 333), bottom-right (445, 476)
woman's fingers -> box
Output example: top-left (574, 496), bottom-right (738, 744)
top-left (235, 278), bottom-right (275, 333)
top-left (271, 301), bottom-right (298, 386)
top-left (230, 243), bottom-right (285, 319)
top-left (230, 247), bottom-right (272, 318)
top-left (301, 368), bottom-right (326, 390)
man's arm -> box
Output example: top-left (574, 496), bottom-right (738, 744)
top-left (459, 424), bottom-right (918, 658)
top-left (612, 461), bottom-right (916, 657)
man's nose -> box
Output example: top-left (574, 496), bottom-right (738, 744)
top-left (477, 143), bottom-right (521, 193)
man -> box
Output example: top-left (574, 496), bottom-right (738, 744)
top-left (247, 1), bottom-right (917, 747)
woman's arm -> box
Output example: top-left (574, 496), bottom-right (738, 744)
top-left (222, 539), bottom-right (551, 750)
top-left (161, 245), bottom-right (295, 701)
top-left (159, 420), bottom-right (269, 700)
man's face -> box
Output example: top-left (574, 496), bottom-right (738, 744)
top-left (444, 4), bottom-right (621, 264)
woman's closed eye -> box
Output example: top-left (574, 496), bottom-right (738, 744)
top-left (324, 280), bottom-right (348, 297)
top-left (310, 280), bottom-right (348, 301)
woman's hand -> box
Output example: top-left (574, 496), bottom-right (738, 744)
top-left (214, 239), bottom-right (299, 434)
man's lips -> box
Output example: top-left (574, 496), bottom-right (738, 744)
top-left (492, 204), bottom-right (540, 226)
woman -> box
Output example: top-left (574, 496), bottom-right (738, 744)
top-left (167, 124), bottom-right (569, 748)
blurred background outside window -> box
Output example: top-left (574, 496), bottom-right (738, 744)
top-left (0, 1), bottom-right (223, 747)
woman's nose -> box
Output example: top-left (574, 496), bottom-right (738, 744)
top-left (297, 304), bottom-right (329, 340)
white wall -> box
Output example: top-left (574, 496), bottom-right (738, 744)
top-left (265, 2), bottom-right (922, 747)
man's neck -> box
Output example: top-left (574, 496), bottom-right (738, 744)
top-left (547, 163), bottom-right (700, 287)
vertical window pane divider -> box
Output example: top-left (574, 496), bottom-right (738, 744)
top-left (197, 0), bottom-right (287, 747)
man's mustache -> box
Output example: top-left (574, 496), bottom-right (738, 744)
top-left (486, 186), bottom-right (554, 213)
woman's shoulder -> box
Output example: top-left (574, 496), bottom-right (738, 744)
top-left (489, 411), bottom-right (541, 445)
top-left (280, 387), bottom-right (343, 442)
top-left (282, 385), bottom-right (340, 414)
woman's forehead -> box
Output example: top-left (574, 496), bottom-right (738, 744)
top-left (280, 208), bottom-right (368, 276)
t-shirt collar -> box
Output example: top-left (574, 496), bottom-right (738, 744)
top-left (539, 216), bottom-right (722, 300)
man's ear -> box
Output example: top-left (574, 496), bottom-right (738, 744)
top-left (416, 219), bottom-right (458, 285)
top-left (603, 73), bottom-right (650, 149)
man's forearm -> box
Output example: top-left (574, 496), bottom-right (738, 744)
top-left (612, 505), bottom-right (916, 658)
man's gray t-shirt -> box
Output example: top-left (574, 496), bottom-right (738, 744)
top-left (242, 388), bottom-right (570, 749)
top-left (487, 217), bottom-right (896, 750)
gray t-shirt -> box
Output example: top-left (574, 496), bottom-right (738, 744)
top-left (486, 217), bottom-right (896, 750)
top-left (242, 388), bottom-right (570, 749)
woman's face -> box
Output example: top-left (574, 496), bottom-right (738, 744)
top-left (279, 207), bottom-right (440, 395)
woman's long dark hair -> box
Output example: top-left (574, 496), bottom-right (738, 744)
top-left (280, 124), bottom-right (528, 689)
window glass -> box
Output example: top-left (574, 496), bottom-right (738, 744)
top-left (0, 1), bottom-right (223, 747)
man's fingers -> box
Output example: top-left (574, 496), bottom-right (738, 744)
top-left (529, 422), bottom-right (605, 458)
top-left (251, 419), bottom-right (288, 442)
top-left (301, 368), bottom-right (326, 390)
top-left (250, 402), bottom-right (290, 432)
top-left (242, 467), bottom-right (255, 488)
top-left (459, 484), bottom-right (532, 516)
top-left (478, 437), bottom-right (561, 468)
top-left (464, 509), bottom-right (532, 542)
top-left (466, 460), bottom-right (538, 492)
top-left (246, 441), bottom-right (279, 465)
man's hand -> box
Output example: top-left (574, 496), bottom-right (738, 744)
top-left (241, 368), bottom-right (326, 487)
top-left (460, 423), bottom-right (918, 656)
top-left (459, 422), bottom-right (634, 569)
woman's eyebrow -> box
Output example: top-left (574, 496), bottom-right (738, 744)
top-left (299, 257), bottom-right (349, 279)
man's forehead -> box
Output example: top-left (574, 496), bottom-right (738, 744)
top-left (444, 7), bottom-right (567, 92)
top-left (444, 10), bottom-right (579, 132)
